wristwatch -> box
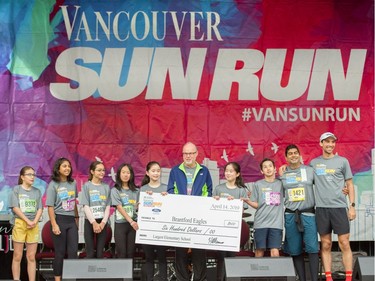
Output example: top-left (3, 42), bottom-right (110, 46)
top-left (350, 202), bottom-right (355, 207)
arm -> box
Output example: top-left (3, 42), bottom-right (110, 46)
top-left (48, 206), bottom-right (61, 235)
top-left (346, 179), bottom-right (356, 220)
top-left (116, 205), bottom-right (139, 230)
top-left (83, 205), bottom-right (101, 233)
top-left (12, 207), bottom-right (34, 226)
top-left (242, 198), bottom-right (258, 209)
top-left (167, 169), bottom-right (175, 194)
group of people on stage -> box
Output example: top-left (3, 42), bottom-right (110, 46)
top-left (8, 132), bottom-right (356, 281)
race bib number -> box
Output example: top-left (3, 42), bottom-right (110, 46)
top-left (288, 187), bottom-right (305, 202)
top-left (62, 198), bottom-right (76, 211)
top-left (116, 205), bottom-right (134, 220)
top-left (90, 205), bottom-right (105, 219)
top-left (20, 199), bottom-right (37, 213)
top-left (264, 192), bottom-right (281, 206)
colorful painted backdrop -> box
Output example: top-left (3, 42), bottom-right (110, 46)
top-left (0, 0), bottom-right (374, 240)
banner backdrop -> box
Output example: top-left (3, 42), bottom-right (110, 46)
top-left (0, 0), bottom-right (374, 241)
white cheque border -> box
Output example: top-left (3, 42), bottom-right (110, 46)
top-left (136, 192), bottom-right (243, 251)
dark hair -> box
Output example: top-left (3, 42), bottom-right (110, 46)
top-left (88, 161), bottom-right (104, 181)
top-left (114, 163), bottom-right (138, 192)
top-left (141, 161), bottom-right (161, 186)
top-left (224, 162), bottom-right (246, 188)
top-left (260, 158), bottom-right (275, 170)
top-left (285, 144), bottom-right (300, 157)
top-left (51, 157), bottom-right (74, 183)
top-left (18, 166), bottom-right (35, 185)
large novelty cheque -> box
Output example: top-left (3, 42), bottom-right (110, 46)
top-left (136, 192), bottom-right (243, 251)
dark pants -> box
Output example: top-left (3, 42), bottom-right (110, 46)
top-left (216, 251), bottom-right (236, 281)
top-left (51, 215), bottom-right (78, 276)
top-left (114, 222), bottom-right (136, 258)
top-left (142, 244), bottom-right (167, 280)
top-left (175, 247), bottom-right (207, 281)
top-left (84, 219), bottom-right (107, 258)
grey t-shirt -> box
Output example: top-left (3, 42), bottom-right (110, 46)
top-left (111, 187), bottom-right (139, 223)
top-left (80, 181), bottom-right (111, 220)
top-left (250, 179), bottom-right (284, 229)
top-left (184, 166), bottom-right (196, 195)
top-left (46, 180), bottom-right (77, 216)
top-left (213, 183), bottom-right (248, 209)
top-left (138, 183), bottom-right (168, 200)
top-left (310, 155), bottom-right (353, 208)
top-left (280, 165), bottom-right (315, 211)
top-left (9, 185), bottom-right (42, 222)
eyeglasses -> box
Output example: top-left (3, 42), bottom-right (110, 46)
top-left (95, 169), bottom-right (106, 173)
top-left (182, 152), bottom-right (197, 156)
top-left (24, 173), bottom-right (36, 177)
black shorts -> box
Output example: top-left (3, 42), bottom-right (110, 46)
top-left (316, 207), bottom-right (350, 235)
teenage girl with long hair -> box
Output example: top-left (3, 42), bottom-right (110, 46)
top-left (9, 166), bottom-right (43, 281)
top-left (110, 163), bottom-right (139, 258)
top-left (139, 161), bottom-right (168, 280)
top-left (81, 160), bottom-right (111, 258)
top-left (213, 162), bottom-right (248, 281)
top-left (46, 157), bottom-right (78, 281)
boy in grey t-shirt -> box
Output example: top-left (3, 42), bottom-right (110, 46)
top-left (243, 158), bottom-right (283, 258)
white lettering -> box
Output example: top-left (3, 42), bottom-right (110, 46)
top-left (50, 47), bottom-right (366, 103)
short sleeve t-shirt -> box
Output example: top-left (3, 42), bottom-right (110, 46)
top-left (80, 181), bottom-right (111, 219)
top-left (46, 180), bottom-right (77, 216)
top-left (310, 155), bottom-right (353, 208)
top-left (213, 183), bottom-right (248, 208)
top-left (280, 165), bottom-right (315, 211)
top-left (251, 179), bottom-right (284, 229)
top-left (111, 187), bottom-right (139, 223)
top-left (9, 185), bottom-right (42, 222)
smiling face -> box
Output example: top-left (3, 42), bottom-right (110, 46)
top-left (286, 148), bottom-right (301, 167)
top-left (182, 143), bottom-right (198, 168)
top-left (320, 137), bottom-right (336, 157)
top-left (59, 160), bottom-right (72, 180)
top-left (224, 163), bottom-right (240, 184)
top-left (146, 163), bottom-right (161, 182)
top-left (91, 163), bottom-right (105, 181)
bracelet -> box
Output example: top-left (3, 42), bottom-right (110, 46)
top-left (130, 220), bottom-right (134, 224)
top-left (75, 216), bottom-right (79, 218)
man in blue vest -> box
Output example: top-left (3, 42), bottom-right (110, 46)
top-left (167, 142), bottom-right (213, 281)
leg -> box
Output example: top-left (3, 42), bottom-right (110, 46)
top-left (114, 223), bottom-right (126, 258)
top-left (338, 233), bottom-right (352, 271)
top-left (255, 249), bottom-right (265, 257)
top-left (191, 248), bottom-right (207, 281)
top-left (308, 253), bottom-right (320, 281)
top-left (292, 254), bottom-right (306, 281)
top-left (216, 251), bottom-right (226, 281)
top-left (142, 244), bottom-right (155, 281)
top-left (52, 221), bottom-right (67, 277)
top-left (125, 224), bottom-right (136, 258)
top-left (95, 223), bottom-right (108, 258)
top-left (84, 219), bottom-right (96, 258)
top-left (12, 242), bottom-right (24, 280)
top-left (302, 214), bottom-right (319, 281)
top-left (270, 248), bottom-right (279, 257)
top-left (66, 219), bottom-right (78, 259)
top-left (26, 242), bottom-right (38, 281)
top-left (155, 246), bottom-right (167, 281)
top-left (319, 233), bottom-right (332, 273)
top-left (175, 247), bottom-right (190, 281)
